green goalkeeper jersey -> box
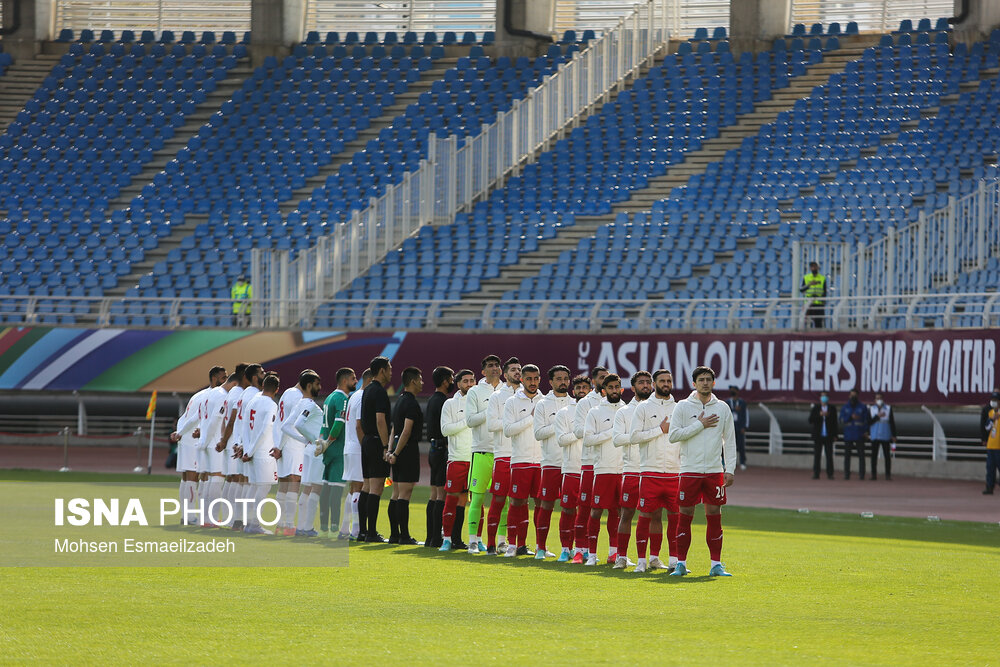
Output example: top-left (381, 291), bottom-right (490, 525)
top-left (321, 389), bottom-right (348, 466)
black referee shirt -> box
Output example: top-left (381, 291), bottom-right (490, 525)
top-left (392, 391), bottom-right (423, 444)
top-left (424, 390), bottom-right (448, 442)
top-left (361, 379), bottom-right (391, 439)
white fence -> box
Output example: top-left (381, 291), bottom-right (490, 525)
top-left (789, 0), bottom-right (953, 33)
top-left (254, 0), bottom-right (672, 325)
top-left (307, 0), bottom-right (496, 35)
top-left (2, 293), bottom-right (997, 331)
top-left (796, 179), bottom-right (1000, 299)
top-left (55, 1), bottom-right (252, 33)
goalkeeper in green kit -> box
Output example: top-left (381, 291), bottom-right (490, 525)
top-left (464, 355), bottom-right (504, 553)
top-left (317, 368), bottom-right (356, 538)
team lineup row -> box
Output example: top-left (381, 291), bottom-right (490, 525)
top-left (171, 355), bottom-right (739, 575)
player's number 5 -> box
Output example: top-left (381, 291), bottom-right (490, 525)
top-left (249, 409), bottom-right (256, 429)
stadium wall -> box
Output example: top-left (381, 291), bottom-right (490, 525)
top-left (0, 326), bottom-right (995, 405)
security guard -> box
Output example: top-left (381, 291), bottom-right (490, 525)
top-left (231, 275), bottom-right (251, 325)
top-left (799, 261), bottom-right (826, 328)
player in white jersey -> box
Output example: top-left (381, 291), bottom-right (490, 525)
top-left (571, 366), bottom-right (607, 563)
top-left (231, 363), bottom-right (264, 526)
top-left (611, 371), bottom-right (650, 569)
top-left (270, 370), bottom-right (322, 536)
top-left (532, 365), bottom-right (573, 560)
top-left (631, 369), bottom-right (678, 573)
top-left (554, 375), bottom-right (590, 562)
top-left (583, 373), bottom-right (624, 566)
top-left (199, 370), bottom-right (236, 524)
top-left (191, 366), bottom-right (228, 509)
top-left (503, 364), bottom-right (544, 557)
top-left (290, 388), bottom-right (326, 537)
top-left (485, 357), bottom-right (520, 553)
top-left (341, 369), bottom-right (370, 539)
top-left (464, 354), bottom-right (502, 553)
top-left (241, 373), bottom-right (280, 534)
top-left (215, 363), bottom-right (248, 527)
top-left (438, 370), bottom-right (475, 552)
top-left (171, 366), bottom-right (226, 524)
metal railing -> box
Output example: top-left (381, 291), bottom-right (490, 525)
top-left (789, 0), bottom-right (953, 33)
top-left (795, 179), bottom-right (1000, 298)
top-left (555, 0), bottom-right (728, 38)
top-left (253, 0), bottom-right (672, 326)
top-left (56, 0), bottom-right (252, 33)
top-left (2, 293), bottom-right (997, 331)
top-left (307, 0), bottom-right (497, 35)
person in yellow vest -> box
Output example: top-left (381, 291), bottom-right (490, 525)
top-left (798, 261), bottom-right (827, 328)
top-left (231, 275), bottom-right (252, 326)
top-left (983, 390), bottom-right (1000, 495)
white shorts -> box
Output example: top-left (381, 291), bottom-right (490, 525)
top-left (302, 443), bottom-right (324, 486)
top-left (176, 442), bottom-right (198, 473)
top-left (251, 454), bottom-right (278, 485)
top-left (276, 442), bottom-right (305, 479)
top-left (205, 444), bottom-right (224, 475)
top-left (342, 452), bottom-right (363, 483)
top-left (223, 444), bottom-right (235, 476)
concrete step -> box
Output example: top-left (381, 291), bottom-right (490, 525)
top-left (0, 58), bottom-right (59, 133)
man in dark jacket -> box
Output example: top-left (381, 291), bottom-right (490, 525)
top-left (839, 390), bottom-right (869, 480)
top-left (809, 392), bottom-right (838, 479)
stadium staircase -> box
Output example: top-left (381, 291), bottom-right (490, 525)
top-left (0, 55), bottom-right (61, 132)
top-left (456, 41), bottom-right (876, 304)
top-left (106, 54), bottom-right (461, 298)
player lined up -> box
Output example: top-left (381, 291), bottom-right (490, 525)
top-left (170, 355), bottom-right (737, 575)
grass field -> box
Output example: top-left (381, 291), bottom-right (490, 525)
top-left (1, 470), bottom-right (997, 665)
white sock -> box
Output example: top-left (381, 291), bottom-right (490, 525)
top-left (276, 491), bottom-right (290, 529)
top-left (638, 557), bottom-right (647, 565)
top-left (609, 548), bottom-right (617, 559)
top-left (350, 492), bottom-right (360, 536)
top-left (296, 491), bottom-right (310, 531)
top-left (711, 560), bottom-right (722, 568)
top-left (208, 477), bottom-right (225, 523)
top-left (677, 560), bottom-right (686, 567)
top-left (339, 492), bottom-right (352, 534)
top-left (573, 547), bottom-right (581, 555)
top-left (196, 480), bottom-right (205, 502)
top-left (669, 556), bottom-right (678, 567)
top-left (251, 483), bottom-right (271, 529)
top-left (305, 492), bottom-right (321, 530)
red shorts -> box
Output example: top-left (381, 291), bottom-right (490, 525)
top-left (678, 472), bottom-right (727, 507)
top-left (638, 472), bottom-right (679, 513)
top-left (591, 473), bottom-right (622, 510)
top-left (620, 473), bottom-right (641, 509)
top-left (539, 466), bottom-right (562, 502)
top-left (491, 456), bottom-right (511, 497)
top-left (510, 463), bottom-right (541, 500)
top-left (560, 473), bottom-right (581, 509)
top-left (579, 466), bottom-right (595, 507)
top-left (445, 460), bottom-right (471, 493)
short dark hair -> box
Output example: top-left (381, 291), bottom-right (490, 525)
top-left (631, 370), bottom-right (651, 386)
top-left (209, 366), bottom-right (226, 381)
top-left (692, 366), bottom-right (715, 382)
top-left (602, 373), bottom-right (621, 388)
top-left (482, 354), bottom-right (501, 369)
top-left (432, 366), bottom-right (454, 388)
top-left (502, 356), bottom-right (521, 372)
top-left (402, 366), bottom-right (422, 387)
top-left (370, 356), bottom-right (390, 375)
top-left (652, 369), bottom-right (672, 381)
top-left (521, 364), bottom-right (540, 376)
top-left (227, 373), bottom-right (237, 383)
top-left (361, 369), bottom-right (373, 382)
top-left (244, 363), bottom-right (263, 382)
top-left (234, 363), bottom-right (248, 380)
top-left (455, 369), bottom-right (474, 383)
top-left (335, 367), bottom-right (355, 384)
top-left (299, 369), bottom-right (320, 387)
top-left (572, 374), bottom-right (591, 387)
top-left (548, 364), bottom-right (570, 380)
top-left (262, 373), bottom-right (280, 392)
top-left (590, 366), bottom-right (608, 380)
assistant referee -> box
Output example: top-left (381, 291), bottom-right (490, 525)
top-left (360, 356), bottom-right (393, 543)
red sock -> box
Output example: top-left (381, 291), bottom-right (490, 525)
top-left (574, 503), bottom-right (589, 549)
top-left (486, 496), bottom-right (505, 548)
top-left (667, 510), bottom-right (679, 559)
top-left (650, 524), bottom-right (663, 557)
top-left (617, 530), bottom-right (631, 558)
top-left (635, 515), bottom-right (650, 558)
top-left (587, 513), bottom-right (601, 554)
top-left (477, 510), bottom-right (484, 537)
top-left (676, 512), bottom-right (694, 561)
top-left (559, 509), bottom-right (576, 549)
top-left (606, 507), bottom-right (620, 550)
top-left (706, 513), bottom-right (723, 561)
top-left (535, 507), bottom-right (553, 551)
top-left (519, 505), bottom-right (530, 547)
top-left (532, 505), bottom-right (540, 529)
top-left (442, 494), bottom-right (458, 538)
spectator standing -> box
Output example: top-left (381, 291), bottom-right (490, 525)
top-left (983, 389), bottom-right (1000, 495)
top-left (808, 392), bottom-right (837, 479)
top-left (798, 261), bottom-right (827, 328)
top-left (727, 387), bottom-right (748, 471)
top-left (231, 275), bottom-right (251, 326)
top-left (839, 390), bottom-right (868, 480)
top-left (868, 392), bottom-right (896, 481)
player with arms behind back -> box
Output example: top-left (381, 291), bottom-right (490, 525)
top-left (668, 366), bottom-right (736, 577)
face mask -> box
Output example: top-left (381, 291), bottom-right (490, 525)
top-left (820, 396), bottom-right (828, 404)
top-left (876, 399), bottom-right (884, 407)
top-left (992, 400), bottom-right (999, 409)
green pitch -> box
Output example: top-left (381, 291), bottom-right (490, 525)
top-left (1, 470), bottom-right (997, 664)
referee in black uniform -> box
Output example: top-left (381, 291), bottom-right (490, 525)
top-left (423, 366), bottom-right (453, 547)
top-left (361, 356), bottom-right (393, 542)
top-left (387, 366), bottom-right (423, 544)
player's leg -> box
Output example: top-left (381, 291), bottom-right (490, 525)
top-left (575, 468), bottom-right (593, 561)
top-left (671, 474), bottom-right (700, 576)
top-left (466, 452), bottom-right (493, 553)
top-left (704, 473), bottom-right (731, 576)
top-left (439, 461), bottom-right (464, 551)
top-left (614, 473), bottom-right (639, 568)
top-left (485, 457), bottom-right (509, 553)
top-left (604, 476), bottom-right (621, 563)
top-left (534, 466), bottom-right (559, 559)
top-left (394, 481), bottom-right (416, 544)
